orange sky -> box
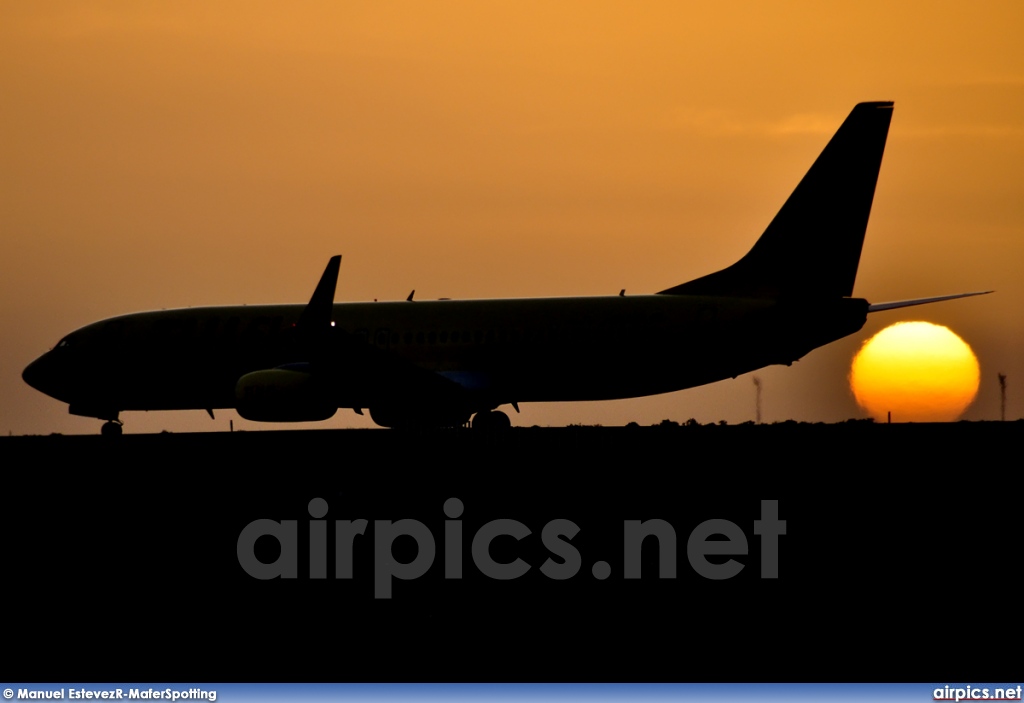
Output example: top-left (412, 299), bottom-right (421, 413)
top-left (3, 1), bottom-right (1023, 433)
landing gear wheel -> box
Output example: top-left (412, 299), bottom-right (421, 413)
top-left (101, 421), bottom-right (123, 437)
top-left (471, 410), bottom-right (511, 430)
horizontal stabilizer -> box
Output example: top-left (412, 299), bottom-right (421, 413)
top-left (867, 291), bottom-right (992, 313)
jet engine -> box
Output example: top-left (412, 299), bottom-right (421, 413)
top-left (235, 368), bottom-right (336, 422)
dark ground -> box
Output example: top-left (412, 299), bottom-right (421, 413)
top-left (3, 422), bottom-right (1021, 681)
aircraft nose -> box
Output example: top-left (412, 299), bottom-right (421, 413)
top-left (23, 355), bottom-right (45, 390)
top-left (22, 352), bottom-right (61, 398)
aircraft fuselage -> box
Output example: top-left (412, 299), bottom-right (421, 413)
top-left (23, 294), bottom-right (869, 423)
top-left (32, 101), bottom-right (977, 432)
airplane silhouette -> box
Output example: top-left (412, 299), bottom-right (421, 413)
top-left (22, 101), bottom-right (990, 434)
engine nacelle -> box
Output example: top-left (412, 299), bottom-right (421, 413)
top-left (235, 368), bottom-right (336, 422)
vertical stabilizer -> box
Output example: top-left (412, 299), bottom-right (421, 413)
top-left (659, 101), bottom-right (893, 299)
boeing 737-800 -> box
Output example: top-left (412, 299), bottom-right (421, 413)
top-left (22, 101), bottom-right (989, 434)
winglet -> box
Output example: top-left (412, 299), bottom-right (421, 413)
top-left (299, 255), bottom-right (341, 329)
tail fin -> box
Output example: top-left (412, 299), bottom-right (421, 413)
top-left (659, 101), bottom-right (893, 299)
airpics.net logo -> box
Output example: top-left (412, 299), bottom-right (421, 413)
top-left (236, 498), bottom-right (786, 598)
top-left (934, 686), bottom-right (1023, 701)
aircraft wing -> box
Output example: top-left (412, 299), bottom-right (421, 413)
top-left (297, 256), bottom-right (477, 412)
top-left (867, 291), bottom-right (992, 313)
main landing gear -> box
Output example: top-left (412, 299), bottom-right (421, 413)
top-left (100, 419), bottom-right (123, 437)
top-left (471, 410), bottom-right (511, 430)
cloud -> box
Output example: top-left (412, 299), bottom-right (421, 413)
top-left (899, 124), bottom-right (1024, 139)
top-left (666, 107), bottom-right (841, 137)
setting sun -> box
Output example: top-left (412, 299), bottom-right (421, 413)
top-left (850, 322), bottom-right (980, 422)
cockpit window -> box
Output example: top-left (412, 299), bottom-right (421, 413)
top-left (56, 338), bottom-right (70, 348)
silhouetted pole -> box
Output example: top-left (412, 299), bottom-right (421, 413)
top-left (753, 376), bottom-right (762, 424)
top-left (998, 373), bottom-right (1007, 422)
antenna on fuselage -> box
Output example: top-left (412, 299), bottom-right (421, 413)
top-left (407, 290), bottom-right (415, 301)
top-left (753, 376), bottom-right (762, 424)
top-left (999, 373), bottom-right (1007, 421)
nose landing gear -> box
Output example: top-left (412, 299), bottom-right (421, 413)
top-left (100, 419), bottom-right (123, 437)
top-left (471, 410), bottom-right (511, 430)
